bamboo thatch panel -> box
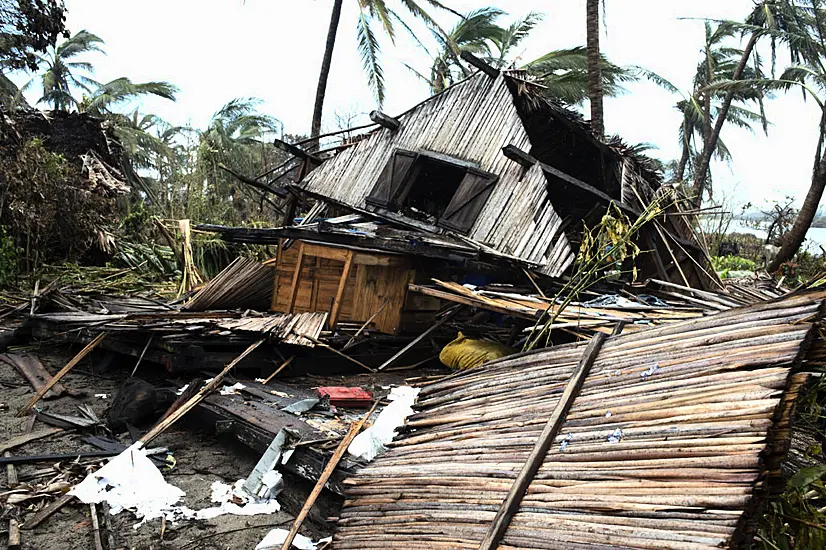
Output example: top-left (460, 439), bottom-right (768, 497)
top-left (333, 290), bottom-right (826, 549)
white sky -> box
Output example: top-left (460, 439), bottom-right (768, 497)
top-left (9, 0), bottom-right (824, 211)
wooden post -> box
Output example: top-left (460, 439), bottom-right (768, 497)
top-left (263, 356), bottom-right (295, 384)
top-left (369, 110), bottom-right (401, 131)
top-left (329, 250), bottom-right (354, 329)
top-left (280, 401), bottom-right (378, 550)
top-left (19, 333), bottom-right (106, 415)
top-left (377, 306), bottom-right (461, 371)
top-left (139, 338), bottom-right (265, 446)
top-left (477, 332), bottom-right (607, 550)
top-left (270, 240), bottom-right (284, 311)
top-left (89, 503), bottom-right (103, 550)
top-left (287, 242), bottom-right (306, 314)
top-left (7, 518), bottom-right (20, 549)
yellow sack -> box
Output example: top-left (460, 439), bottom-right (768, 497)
top-left (439, 332), bottom-right (513, 370)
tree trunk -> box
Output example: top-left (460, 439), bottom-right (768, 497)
top-left (310, 0), bottom-right (344, 142)
top-left (768, 140), bottom-right (826, 272)
top-left (692, 32), bottom-right (759, 206)
top-left (586, 0), bottom-right (604, 139)
top-left (674, 117), bottom-right (691, 182)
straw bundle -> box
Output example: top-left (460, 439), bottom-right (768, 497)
top-left (333, 290), bottom-right (826, 549)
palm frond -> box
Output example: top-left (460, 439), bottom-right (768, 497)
top-left (357, 11), bottom-right (385, 106)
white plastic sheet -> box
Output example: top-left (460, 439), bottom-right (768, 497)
top-left (69, 443), bottom-right (185, 525)
top-left (348, 386), bottom-right (419, 461)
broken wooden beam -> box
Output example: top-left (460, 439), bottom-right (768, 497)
top-left (273, 138), bottom-right (322, 164)
top-left (280, 401), bottom-right (378, 550)
top-left (477, 332), bottom-right (607, 550)
top-left (0, 354), bottom-right (72, 400)
top-left (460, 51), bottom-right (500, 79)
top-left (369, 110), bottom-right (401, 131)
top-left (377, 306), bottom-right (462, 371)
top-left (502, 144), bottom-right (535, 168)
top-left (21, 493), bottom-right (73, 530)
top-left (19, 333), bottom-right (106, 416)
top-left (263, 356), bottom-right (295, 384)
top-left (218, 163), bottom-right (288, 199)
top-left (139, 339), bottom-right (265, 445)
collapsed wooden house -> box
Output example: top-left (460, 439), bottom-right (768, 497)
top-left (202, 59), bottom-right (718, 344)
top-left (333, 290), bottom-right (826, 549)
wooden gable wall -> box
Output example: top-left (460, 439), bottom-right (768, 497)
top-left (300, 74), bottom-right (575, 277)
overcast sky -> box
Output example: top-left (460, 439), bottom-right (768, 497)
top-left (10, 0), bottom-right (823, 211)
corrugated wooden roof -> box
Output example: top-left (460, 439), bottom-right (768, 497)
top-left (300, 73), bottom-right (576, 277)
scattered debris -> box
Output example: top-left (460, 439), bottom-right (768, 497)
top-left (348, 386), bottom-right (419, 461)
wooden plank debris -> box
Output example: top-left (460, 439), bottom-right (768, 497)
top-left (0, 428), bottom-right (64, 455)
top-left (7, 518), bottom-right (20, 549)
top-left (280, 401), bottom-right (379, 550)
top-left (377, 306), bottom-right (462, 371)
top-left (139, 338), bottom-right (265, 445)
top-left (21, 494), bottom-right (73, 530)
top-left (19, 333), bottom-right (106, 416)
top-left (0, 354), bottom-right (72, 400)
top-left (478, 333), bottom-right (606, 550)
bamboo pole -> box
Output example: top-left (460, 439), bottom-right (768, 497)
top-left (478, 333), bottom-right (606, 550)
top-left (280, 401), bottom-right (378, 550)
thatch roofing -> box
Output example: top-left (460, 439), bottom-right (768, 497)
top-left (333, 290), bottom-right (826, 549)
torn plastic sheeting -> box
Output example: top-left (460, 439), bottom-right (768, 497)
top-left (256, 529), bottom-right (331, 550)
top-left (194, 478), bottom-right (281, 520)
top-left (68, 443), bottom-right (185, 525)
top-left (348, 386), bottom-right (420, 461)
top-left (219, 382), bottom-right (247, 395)
top-left (69, 443), bottom-right (281, 526)
top-left (281, 397), bottom-right (320, 414)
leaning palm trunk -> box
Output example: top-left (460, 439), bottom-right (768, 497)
top-left (692, 33), bottom-right (759, 206)
top-left (768, 116), bottom-right (826, 272)
top-left (586, 0), bottom-right (604, 138)
top-left (310, 0), bottom-right (344, 143)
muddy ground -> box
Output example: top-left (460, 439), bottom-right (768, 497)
top-left (0, 341), bottom-right (424, 550)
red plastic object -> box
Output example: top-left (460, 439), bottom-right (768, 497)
top-left (316, 386), bottom-right (373, 408)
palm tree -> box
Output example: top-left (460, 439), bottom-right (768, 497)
top-left (767, 7), bottom-right (826, 270)
top-left (80, 77), bottom-right (177, 117)
top-left (586, 0), bottom-right (604, 138)
top-left (643, 22), bottom-right (768, 188)
top-left (692, 0), bottom-right (813, 204)
top-left (524, 47), bottom-right (635, 105)
top-left (310, 0), bottom-right (460, 139)
top-left (75, 77), bottom-right (180, 207)
top-left (22, 30), bottom-right (103, 111)
top-left (197, 98), bottom-right (283, 222)
top-left (411, 8), bottom-right (635, 105)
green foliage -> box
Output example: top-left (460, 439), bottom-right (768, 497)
top-left (0, 137), bottom-right (119, 269)
top-left (412, 7), bottom-right (635, 104)
top-left (712, 255), bottom-right (757, 272)
top-left (525, 196), bottom-right (672, 351)
top-left (0, 226), bottom-right (19, 286)
top-left (21, 29), bottom-right (103, 111)
top-left (0, 0), bottom-right (67, 72)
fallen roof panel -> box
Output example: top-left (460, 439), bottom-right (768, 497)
top-left (333, 290), bottom-right (826, 549)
